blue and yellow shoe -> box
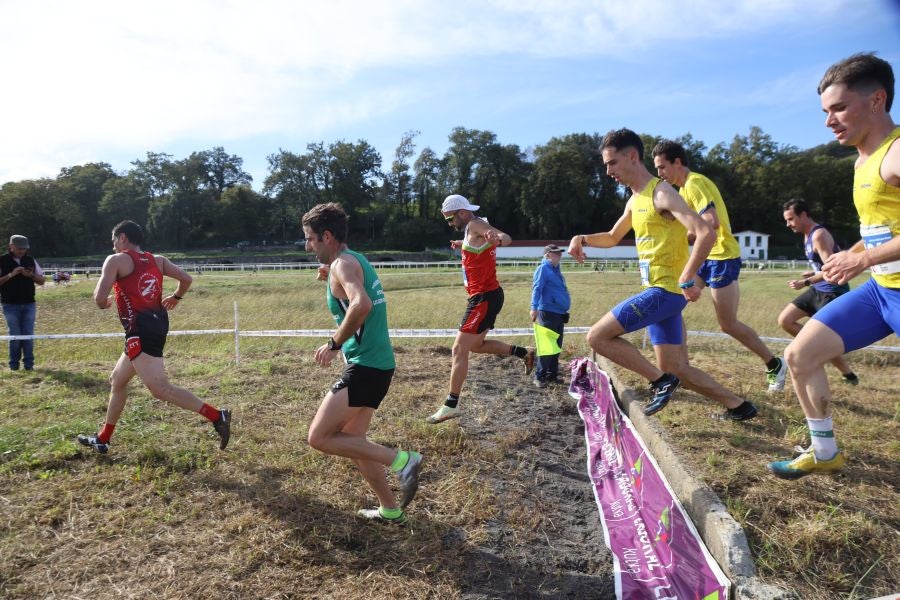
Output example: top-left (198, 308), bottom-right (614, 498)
top-left (767, 449), bottom-right (845, 480)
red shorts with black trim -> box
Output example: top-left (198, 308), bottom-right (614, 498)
top-left (459, 287), bottom-right (504, 334)
top-left (124, 310), bottom-right (169, 359)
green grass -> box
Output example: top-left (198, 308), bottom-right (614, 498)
top-left (1, 267), bottom-right (897, 599)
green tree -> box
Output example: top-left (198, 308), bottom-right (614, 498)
top-left (99, 173), bottom-right (152, 231)
top-left (521, 133), bottom-right (621, 239)
top-left (56, 163), bottom-right (119, 252)
top-left (0, 179), bottom-right (80, 257)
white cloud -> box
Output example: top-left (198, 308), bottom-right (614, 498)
top-left (0, 0), bottom-right (861, 183)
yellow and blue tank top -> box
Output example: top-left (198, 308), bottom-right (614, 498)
top-left (680, 172), bottom-right (740, 261)
top-left (855, 126), bottom-right (900, 289)
top-left (632, 178), bottom-right (689, 295)
top-left (326, 249), bottom-right (395, 369)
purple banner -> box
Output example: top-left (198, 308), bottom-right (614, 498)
top-left (569, 357), bottom-right (729, 600)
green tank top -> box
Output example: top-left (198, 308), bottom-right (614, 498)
top-left (326, 249), bottom-right (395, 369)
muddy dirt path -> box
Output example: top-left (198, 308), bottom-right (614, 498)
top-left (440, 354), bottom-right (616, 600)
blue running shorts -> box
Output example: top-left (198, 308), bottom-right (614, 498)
top-left (611, 287), bottom-right (688, 345)
top-left (697, 257), bottom-right (742, 289)
top-left (812, 277), bottom-right (900, 352)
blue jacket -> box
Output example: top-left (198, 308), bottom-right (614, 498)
top-left (531, 259), bottom-right (570, 314)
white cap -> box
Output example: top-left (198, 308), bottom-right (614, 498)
top-left (441, 194), bottom-right (480, 213)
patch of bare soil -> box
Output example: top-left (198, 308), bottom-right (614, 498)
top-left (441, 354), bottom-right (615, 600)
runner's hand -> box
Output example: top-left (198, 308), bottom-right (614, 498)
top-left (567, 236), bottom-right (585, 264)
top-left (822, 250), bottom-right (868, 285)
top-left (682, 285), bottom-right (701, 302)
top-left (314, 343), bottom-right (339, 367)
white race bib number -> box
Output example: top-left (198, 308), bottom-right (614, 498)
top-left (861, 225), bottom-right (900, 275)
top-left (639, 260), bottom-right (650, 286)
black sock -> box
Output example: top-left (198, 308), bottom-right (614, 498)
top-left (510, 345), bottom-right (528, 359)
top-left (652, 373), bottom-right (671, 385)
top-left (728, 401), bottom-right (753, 416)
top-left (445, 393), bottom-right (459, 408)
top-left (766, 357), bottom-right (781, 371)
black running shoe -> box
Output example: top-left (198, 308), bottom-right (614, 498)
top-left (645, 373), bottom-right (680, 416)
top-left (77, 434), bottom-right (109, 454)
top-left (717, 400), bottom-right (758, 422)
top-left (213, 409), bottom-right (232, 450)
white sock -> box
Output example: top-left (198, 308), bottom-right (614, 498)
top-left (807, 417), bottom-right (838, 460)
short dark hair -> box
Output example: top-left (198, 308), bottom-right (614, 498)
top-left (783, 198), bottom-right (810, 216)
top-left (818, 52), bottom-right (894, 111)
top-left (651, 140), bottom-right (689, 167)
top-left (601, 128), bottom-right (644, 161)
top-left (302, 202), bottom-right (349, 243)
top-left (113, 220), bottom-right (144, 245)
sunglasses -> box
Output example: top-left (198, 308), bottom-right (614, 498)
top-left (444, 212), bottom-right (457, 223)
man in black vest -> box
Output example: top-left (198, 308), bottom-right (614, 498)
top-left (0, 235), bottom-right (45, 370)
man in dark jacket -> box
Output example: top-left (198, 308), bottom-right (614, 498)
top-left (0, 235), bottom-right (45, 370)
top-left (530, 244), bottom-right (571, 387)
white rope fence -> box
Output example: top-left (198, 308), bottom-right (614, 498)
top-left (2, 302), bottom-right (898, 366)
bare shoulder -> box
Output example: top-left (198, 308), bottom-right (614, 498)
top-left (331, 252), bottom-right (363, 282)
top-left (883, 134), bottom-right (900, 186)
top-left (103, 252), bottom-right (130, 269)
top-left (653, 180), bottom-right (689, 210)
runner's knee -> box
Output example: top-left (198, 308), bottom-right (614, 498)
top-left (784, 341), bottom-right (811, 374)
top-left (145, 380), bottom-right (177, 401)
top-left (307, 427), bottom-right (328, 451)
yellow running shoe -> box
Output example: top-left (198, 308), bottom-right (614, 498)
top-left (767, 449), bottom-right (845, 480)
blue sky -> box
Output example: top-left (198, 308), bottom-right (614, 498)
top-left (1, 0), bottom-right (899, 189)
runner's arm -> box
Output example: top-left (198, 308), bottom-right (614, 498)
top-left (801, 228), bottom-right (838, 285)
top-left (329, 257), bottom-right (372, 346)
top-left (466, 218), bottom-right (512, 247)
top-left (567, 200), bottom-right (633, 263)
top-left (93, 254), bottom-right (121, 308)
top-left (655, 183), bottom-right (714, 297)
top-left (158, 256), bottom-right (192, 309)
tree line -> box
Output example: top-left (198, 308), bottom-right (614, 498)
top-left (0, 126), bottom-right (859, 258)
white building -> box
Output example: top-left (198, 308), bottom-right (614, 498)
top-left (733, 230), bottom-right (770, 261)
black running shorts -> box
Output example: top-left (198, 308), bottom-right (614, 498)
top-left (331, 363), bottom-right (395, 409)
top-left (125, 310), bottom-right (169, 360)
top-left (791, 286), bottom-right (848, 316)
top-left (459, 287), bottom-right (504, 334)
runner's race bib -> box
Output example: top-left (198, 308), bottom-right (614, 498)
top-left (861, 224), bottom-right (900, 275)
top-left (639, 259), bottom-right (650, 286)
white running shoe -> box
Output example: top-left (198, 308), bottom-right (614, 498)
top-left (425, 405), bottom-right (461, 424)
top-left (356, 507), bottom-right (408, 525)
top-left (767, 357), bottom-right (787, 393)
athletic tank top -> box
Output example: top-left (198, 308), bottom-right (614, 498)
top-left (326, 249), bottom-right (395, 370)
top-left (113, 249), bottom-right (163, 332)
top-left (461, 219), bottom-right (500, 295)
top-left (632, 178), bottom-right (689, 295)
top-left (805, 225), bottom-right (849, 293)
top-left (855, 126), bottom-right (900, 288)
top-left (681, 172), bottom-right (740, 260)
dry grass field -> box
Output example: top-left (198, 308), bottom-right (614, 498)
top-left (0, 266), bottom-right (897, 599)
